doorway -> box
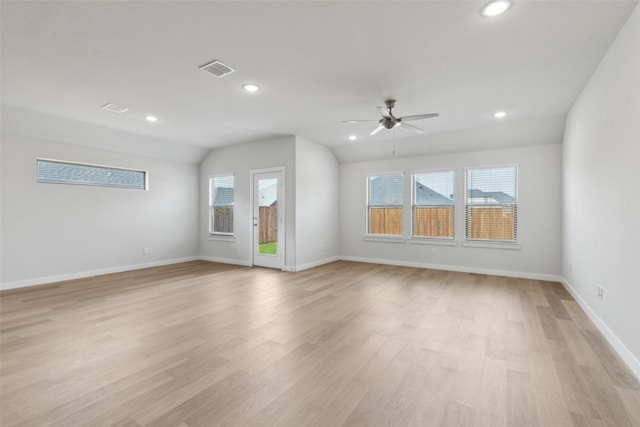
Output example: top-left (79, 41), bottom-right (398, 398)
top-left (252, 169), bottom-right (284, 269)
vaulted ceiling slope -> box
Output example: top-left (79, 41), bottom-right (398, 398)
top-left (1, 1), bottom-right (637, 162)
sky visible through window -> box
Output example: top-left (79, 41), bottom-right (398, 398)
top-left (373, 167), bottom-right (516, 205)
top-left (415, 171), bottom-right (454, 200)
top-left (466, 167), bottom-right (516, 197)
top-left (413, 167), bottom-right (516, 201)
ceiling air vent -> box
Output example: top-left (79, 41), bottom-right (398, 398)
top-left (102, 103), bottom-right (129, 114)
top-left (199, 60), bottom-right (235, 78)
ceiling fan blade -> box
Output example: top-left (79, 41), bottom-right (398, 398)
top-left (342, 119), bottom-right (379, 123)
top-left (399, 113), bottom-right (440, 122)
top-left (377, 106), bottom-right (392, 118)
top-left (398, 122), bottom-right (424, 134)
top-left (369, 125), bottom-right (385, 136)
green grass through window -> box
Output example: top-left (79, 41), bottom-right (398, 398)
top-left (259, 242), bottom-right (277, 255)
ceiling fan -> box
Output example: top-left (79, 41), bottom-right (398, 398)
top-left (343, 99), bottom-right (439, 136)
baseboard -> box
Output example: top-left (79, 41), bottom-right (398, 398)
top-left (288, 256), bottom-right (339, 272)
top-left (1, 254), bottom-right (325, 290)
top-left (0, 256), bottom-right (200, 291)
top-left (338, 256), bottom-right (562, 282)
top-left (0, 253), bottom-right (561, 290)
top-left (561, 277), bottom-right (640, 381)
top-left (198, 256), bottom-right (252, 267)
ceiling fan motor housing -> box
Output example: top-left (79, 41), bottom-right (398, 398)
top-left (381, 117), bottom-right (400, 129)
top-left (380, 100), bottom-right (400, 129)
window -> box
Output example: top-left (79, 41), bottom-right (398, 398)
top-left (37, 159), bottom-right (147, 190)
top-left (367, 174), bottom-right (403, 236)
top-left (209, 175), bottom-right (234, 235)
top-left (465, 166), bottom-right (518, 242)
top-left (412, 170), bottom-right (454, 239)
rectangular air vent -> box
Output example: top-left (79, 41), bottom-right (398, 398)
top-left (102, 103), bottom-right (129, 114)
top-left (199, 60), bottom-right (235, 78)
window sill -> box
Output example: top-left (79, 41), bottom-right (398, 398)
top-left (408, 238), bottom-right (457, 246)
top-left (462, 241), bottom-right (520, 250)
top-left (363, 235), bottom-right (405, 243)
top-left (208, 234), bottom-right (235, 242)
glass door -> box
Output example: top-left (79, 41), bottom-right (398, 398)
top-left (253, 171), bottom-right (283, 269)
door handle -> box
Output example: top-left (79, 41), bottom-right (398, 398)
top-left (253, 217), bottom-right (258, 227)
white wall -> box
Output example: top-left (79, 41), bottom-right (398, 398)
top-left (199, 136), bottom-right (296, 267)
top-left (294, 136), bottom-right (339, 269)
top-left (339, 144), bottom-right (562, 279)
top-left (1, 133), bottom-right (200, 289)
top-left (563, 4), bottom-right (640, 375)
top-left (2, 106), bottom-right (207, 163)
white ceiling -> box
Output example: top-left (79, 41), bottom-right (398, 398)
top-left (1, 1), bottom-right (637, 162)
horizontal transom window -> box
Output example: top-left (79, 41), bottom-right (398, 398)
top-left (37, 159), bottom-right (147, 190)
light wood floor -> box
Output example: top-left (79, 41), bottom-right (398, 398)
top-left (1, 261), bottom-right (639, 427)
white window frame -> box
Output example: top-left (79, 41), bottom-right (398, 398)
top-left (365, 172), bottom-right (404, 240)
top-left (410, 169), bottom-right (455, 241)
top-left (209, 174), bottom-right (235, 239)
top-left (463, 164), bottom-right (519, 245)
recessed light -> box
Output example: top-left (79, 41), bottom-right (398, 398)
top-left (145, 115), bottom-right (158, 122)
top-left (242, 84), bottom-right (260, 93)
top-left (481, 0), bottom-right (513, 17)
top-left (348, 135), bottom-right (357, 141)
top-left (493, 111), bottom-right (508, 119)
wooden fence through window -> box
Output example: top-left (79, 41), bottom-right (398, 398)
top-left (213, 207), bottom-right (233, 233)
top-left (369, 206), bottom-right (515, 241)
top-left (466, 206), bottom-right (516, 241)
top-left (369, 207), bottom-right (402, 235)
top-left (413, 207), bottom-right (453, 238)
top-left (259, 206), bottom-right (278, 244)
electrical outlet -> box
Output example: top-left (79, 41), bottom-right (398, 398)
top-left (431, 248), bottom-right (437, 255)
top-left (143, 247), bottom-right (150, 255)
top-left (597, 284), bottom-right (604, 299)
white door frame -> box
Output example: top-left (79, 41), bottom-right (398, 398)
top-left (250, 167), bottom-right (285, 269)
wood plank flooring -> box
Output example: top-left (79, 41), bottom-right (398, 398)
top-left (1, 260), bottom-right (639, 426)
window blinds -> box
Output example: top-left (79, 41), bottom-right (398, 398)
top-left (412, 171), bottom-right (454, 238)
top-left (465, 166), bottom-right (518, 242)
top-left (37, 159), bottom-right (146, 190)
top-left (367, 174), bottom-right (403, 235)
top-left (210, 175), bottom-right (234, 234)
